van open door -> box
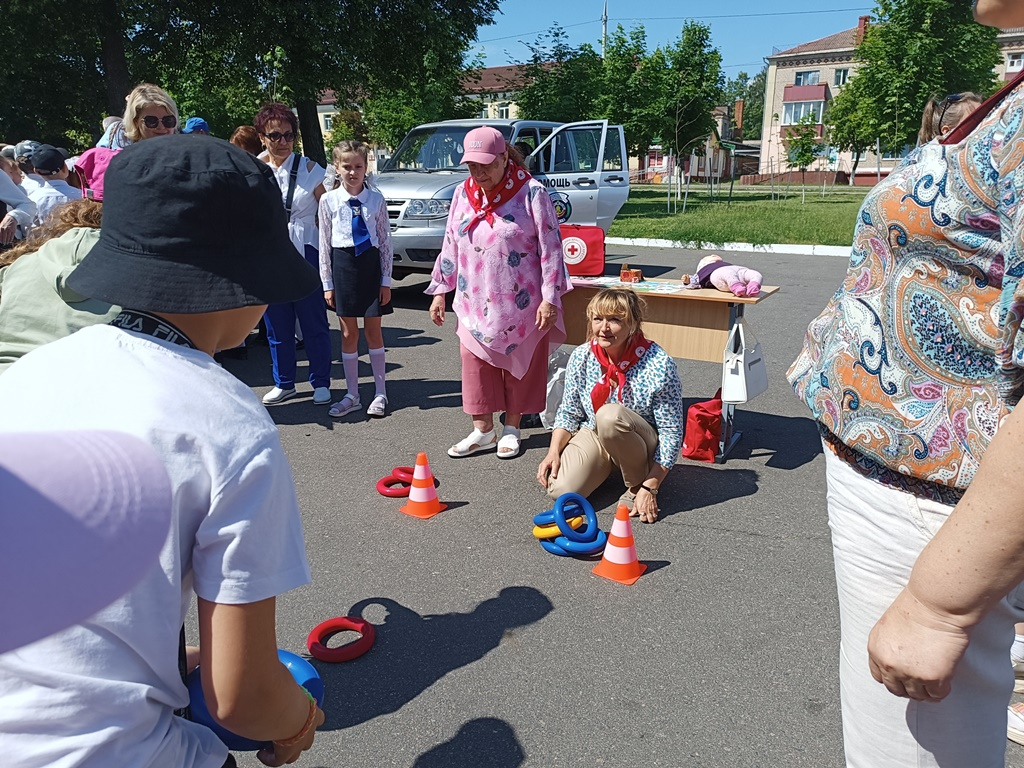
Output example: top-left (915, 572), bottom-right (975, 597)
top-left (527, 120), bottom-right (630, 232)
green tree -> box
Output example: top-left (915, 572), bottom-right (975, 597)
top-left (658, 21), bottom-right (725, 157)
top-left (514, 25), bottom-right (604, 122)
top-left (596, 25), bottom-right (662, 169)
top-left (848, 0), bottom-right (999, 154)
top-left (787, 113), bottom-right (822, 203)
top-left (724, 65), bottom-right (767, 140)
top-left (324, 109), bottom-right (369, 155)
top-left (825, 73), bottom-right (876, 179)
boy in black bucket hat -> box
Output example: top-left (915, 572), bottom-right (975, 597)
top-left (0, 135), bottom-right (324, 768)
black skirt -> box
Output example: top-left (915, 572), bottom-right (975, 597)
top-left (331, 246), bottom-right (393, 317)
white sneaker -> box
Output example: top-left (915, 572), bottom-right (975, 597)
top-left (313, 387), bottom-right (331, 405)
top-left (262, 387), bottom-right (297, 405)
top-left (1009, 702), bottom-right (1024, 745)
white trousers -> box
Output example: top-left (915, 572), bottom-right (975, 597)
top-left (824, 447), bottom-right (1024, 768)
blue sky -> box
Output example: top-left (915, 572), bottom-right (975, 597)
top-left (471, 1), bottom-right (875, 78)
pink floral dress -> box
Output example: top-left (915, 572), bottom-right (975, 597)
top-left (427, 178), bottom-right (570, 378)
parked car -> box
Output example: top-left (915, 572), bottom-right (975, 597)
top-left (373, 119), bottom-right (630, 279)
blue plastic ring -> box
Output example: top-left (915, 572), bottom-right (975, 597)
top-left (539, 538), bottom-right (574, 556)
top-left (533, 497), bottom-right (586, 526)
top-left (554, 493), bottom-right (598, 543)
top-left (553, 529), bottom-right (608, 555)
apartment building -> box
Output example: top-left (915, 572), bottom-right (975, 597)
top-left (758, 17), bottom-right (1024, 181)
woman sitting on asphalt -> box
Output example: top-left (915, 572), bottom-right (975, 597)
top-left (536, 288), bottom-right (683, 524)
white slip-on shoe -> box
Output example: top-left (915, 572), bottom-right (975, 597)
top-left (263, 387), bottom-right (297, 405)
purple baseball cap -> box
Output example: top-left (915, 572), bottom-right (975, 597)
top-left (0, 431), bottom-right (172, 652)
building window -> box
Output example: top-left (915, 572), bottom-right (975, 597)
top-left (794, 70), bottom-right (820, 86)
top-left (782, 101), bottom-right (824, 125)
top-left (497, 103), bottom-right (510, 119)
top-left (323, 115), bottom-right (333, 132)
top-left (1009, 53), bottom-right (1024, 72)
top-left (834, 68), bottom-right (850, 86)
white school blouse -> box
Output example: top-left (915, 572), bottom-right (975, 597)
top-left (317, 185), bottom-right (393, 289)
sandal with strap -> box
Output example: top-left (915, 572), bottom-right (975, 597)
top-left (328, 393), bottom-right (361, 418)
top-left (367, 394), bottom-right (388, 418)
top-left (448, 428), bottom-right (497, 458)
top-left (497, 427), bottom-right (521, 459)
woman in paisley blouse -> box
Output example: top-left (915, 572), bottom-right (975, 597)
top-left (428, 126), bottom-right (569, 460)
top-left (788, 2), bottom-right (1024, 764)
top-left (537, 288), bottom-right (683, 524)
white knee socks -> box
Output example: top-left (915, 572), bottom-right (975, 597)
top-left (369, 347), bottom-right (387, 398)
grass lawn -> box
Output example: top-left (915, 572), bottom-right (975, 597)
top-left (608, 185), bottom-right (869, 247)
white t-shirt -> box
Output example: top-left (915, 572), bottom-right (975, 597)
top-left (0, 325), bottom-right (311, 768)
top-left (28, 178), bottom-right (82, 226)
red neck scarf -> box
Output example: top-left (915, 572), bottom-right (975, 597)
top-left (589, 332), bottom-right (651, 414)
top-left (463, 160), bottom-right (531, 232)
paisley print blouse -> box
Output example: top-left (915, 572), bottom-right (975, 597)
top-left (788, 85), bottom-right (1024, 499)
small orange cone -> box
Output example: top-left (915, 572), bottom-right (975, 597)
top-left (399, 452), bottom-right (447, 519)
top-left (592, 504), bottom-right (647, 585)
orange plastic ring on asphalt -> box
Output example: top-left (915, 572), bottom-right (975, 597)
top-left (307, 616), bottom-right (376, 662)
top-left (532, 515), bottom-right (585, 540)
top-left (377, 475), bottom-right (411, 497)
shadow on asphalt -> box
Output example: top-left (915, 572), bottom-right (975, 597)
top-left (314, 587), bottom-right (553, 731)
top-left (412, 717), bottom-right (525, 768)
top-left (720, 410), bottom-right (824, 470)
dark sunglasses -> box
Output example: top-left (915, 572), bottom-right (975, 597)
top-left (937, 93), bottom-right (964, 127)
top-left (263, 131), bottom-right (296, 143)
top-left (141, 115), bottom-right (178, 129)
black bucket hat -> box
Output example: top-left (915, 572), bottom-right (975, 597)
top-left (67, 134), bottom-right (319, 313)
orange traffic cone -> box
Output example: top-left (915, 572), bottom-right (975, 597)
top-left (592, 504), bottom-right (647, 585)
top-left (399, 452), bottom-right (447, 519)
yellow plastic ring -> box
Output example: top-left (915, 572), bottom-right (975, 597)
top-left (532, 515), bottom-right (585, 539)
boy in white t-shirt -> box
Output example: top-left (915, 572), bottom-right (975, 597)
top-left (0, 135), bottom-right (324, 768)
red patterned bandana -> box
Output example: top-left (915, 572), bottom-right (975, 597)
top-left (589, 333), bottom-right (651, 414)
top-left (463, 160), bottom-right (531, 232)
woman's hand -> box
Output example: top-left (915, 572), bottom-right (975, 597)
top-left (379, 286), bottom-right (392, 307)
top-left (536, 450), bottom-right (561, 489)
top-left (867, 586), bottom-right (971, 702)
top-left (0, 214), bottom-right (16, 245)
top-left (324, 290), bottom-right (335, 310)
top-left (635, 486), bottom-right (659, 523)
top-left (535, 300), bottom-right (557, 331)
top-left (429, 294), bottom-right (446, 327)
top-left (257, 705), bottom-right (325, 766)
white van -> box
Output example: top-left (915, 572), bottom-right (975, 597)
top-left (373, 119), bottom-right (630, 279)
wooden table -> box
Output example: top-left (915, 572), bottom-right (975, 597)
top-left (561, 278), bottom-right (780, 462)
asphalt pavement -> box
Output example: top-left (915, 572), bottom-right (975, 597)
top-left (202, 244), bottom-right (1024, 768)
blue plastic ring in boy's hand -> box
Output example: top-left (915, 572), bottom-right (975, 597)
top-left (554, 493), bottom-right (598, 542)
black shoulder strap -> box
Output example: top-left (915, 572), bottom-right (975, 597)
top-left (284, 153), bottom-right (301, 214)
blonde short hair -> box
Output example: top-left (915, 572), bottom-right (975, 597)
top-left (122, 83), bottom-right (180, 142)
top-left (585, 288), bottom-right (645, 340)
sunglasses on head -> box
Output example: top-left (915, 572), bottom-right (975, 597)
top-left (263, 131), bottom-right (296, 143)
top-left (141, 115), bottom-right (178, 129)
top-left (937, 93), bottom-right (964, 128)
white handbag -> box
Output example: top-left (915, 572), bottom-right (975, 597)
top-left (721, 318), bottom-right (769, 404)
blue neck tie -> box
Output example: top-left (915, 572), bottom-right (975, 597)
top-left (349, 198), bottom-right (371, 255)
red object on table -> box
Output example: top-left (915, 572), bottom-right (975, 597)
top-left (559, 224), bottom-right (605, 277)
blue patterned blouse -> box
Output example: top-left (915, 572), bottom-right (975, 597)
top-left (553, 341), bottom-right (684, 468)
top-left (788, 84), bottom-right (1024, 500)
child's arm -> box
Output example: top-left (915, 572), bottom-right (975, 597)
top-left (198, 596), bottom-right (323, 764)
top-left (374, 193), bottom-right (392, 306)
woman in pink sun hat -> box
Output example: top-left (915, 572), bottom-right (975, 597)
top-left (427, 125), bottom-right (571, 460)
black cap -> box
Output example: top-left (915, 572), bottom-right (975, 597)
top-left (31, 144), bottom-right (69, 173)
top-left (67, 135), bottom-right (320, 314)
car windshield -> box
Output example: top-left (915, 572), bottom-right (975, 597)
top-left (382, 125), bottom-right (514, 172)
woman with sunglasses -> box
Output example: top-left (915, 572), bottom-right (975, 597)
top-left (918, 91), bottom-right (983, 144)
top-left (252, 103), bottom-right (332, 406)
top-left (122, 83), bottom-right (179, 143)
top-left (789, 1), bottom-right (1024, 764)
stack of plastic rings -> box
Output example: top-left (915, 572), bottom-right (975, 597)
top-left (532, 492), bottom-right (607, 557)
top-left (377, 466), bottom-right (440, 497)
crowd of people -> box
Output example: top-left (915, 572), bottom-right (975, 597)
top-left (10, 1), bottom-right (1024, 762)
top-left (0, 79), bottom-right (686, 766)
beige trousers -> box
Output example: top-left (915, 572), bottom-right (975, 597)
top-left (547, 403), bottom-right (658, 499)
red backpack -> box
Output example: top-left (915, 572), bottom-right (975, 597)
top-left (681, 389), bottom-right (723, 463)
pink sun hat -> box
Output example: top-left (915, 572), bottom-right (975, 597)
top-left (460, 126), bottom-right (506, 165)
top-left (0, 430), bottom-right (172, 653)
